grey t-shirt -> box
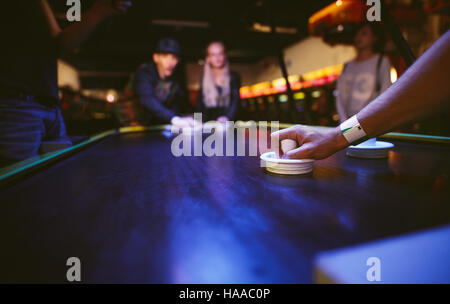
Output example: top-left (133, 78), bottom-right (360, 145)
top-left (336, 55), bottom-right (392, 122)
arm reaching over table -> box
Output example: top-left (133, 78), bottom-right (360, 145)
top-left (39, 0), bottom-right (131, 55)
top-left (272, 30), bottom-right (450, 160)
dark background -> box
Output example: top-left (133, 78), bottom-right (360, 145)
top-left (49, 0), bottom-right (334, 88)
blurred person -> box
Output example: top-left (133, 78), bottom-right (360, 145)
top-left (131, 38), bottom-right (194, 128)
top-left (336, 22), bottom-right (392, 122)
top-left (311, 89), bottom-right (334, 126)
top-left (272, 31), bottom-right (450, 160)
top-left (197, 41), bottom-right (241, 122)
top-left (0, 0), bottom-right (131, 167)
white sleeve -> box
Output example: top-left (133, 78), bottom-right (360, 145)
top-left (379, 56), bottom-right (392, 93)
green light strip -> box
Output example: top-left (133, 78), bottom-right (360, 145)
top-left (0, 129), bottom-right (117, 183)
top-left (1, 123), bottom-right (448, 184)
top-left (0, 125), bottom-right (169, 184)
top-left (378, 132), bottom-right (450, 144)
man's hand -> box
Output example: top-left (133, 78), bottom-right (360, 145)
top-left (171, 116), bottom-right (195, 128)
top-left (90, 0), bottom-right (132, 18)
top-left (217, 116), bottom-right (228, 123)
top-left (271, 125), bottom-right (349, 160)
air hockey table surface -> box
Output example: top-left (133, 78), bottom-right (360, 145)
top-left (0, 126), bottom-right (449, 283)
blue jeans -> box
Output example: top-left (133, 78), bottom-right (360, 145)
top-left (0, 98), bottom-right (72, 168)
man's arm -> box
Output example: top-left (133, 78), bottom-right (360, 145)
top-left (39, 0), bottom-right (131, 55)
top-left (38, 0), bottom-right (62, 37)
top-left (133, 68), bottom-right (177, 123)
top-left (273, 30), bottom-right (450, 160)
top-left (358, 30), bottom-right (450, 138)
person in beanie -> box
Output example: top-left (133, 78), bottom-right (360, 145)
top-left (131, 38), bottom-right (194, 127)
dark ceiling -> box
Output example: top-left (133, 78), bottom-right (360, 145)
top-left (50, 0), bottom-right (335, 72)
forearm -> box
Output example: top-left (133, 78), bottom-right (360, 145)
top-left (272, 32), bottom-right (450, 160)
top-left (55, 7), bottom-right (109, 54)
top-left (38, 0), bottom-right (109, 54)
top-left (140, 96), bottom-right (176, 122)
top-left (39, 0), bottom-right (62, 37)
top-left (357, 31), bottom-right (450, 138)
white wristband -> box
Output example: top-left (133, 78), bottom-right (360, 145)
top-left (340, 115), bottom-right (367, 144)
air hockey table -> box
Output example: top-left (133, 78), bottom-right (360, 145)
top-left (0, 124), bottom-right (449, 283)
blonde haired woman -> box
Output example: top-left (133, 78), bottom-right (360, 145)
top-left (197, 41), bottom-right (241, 122)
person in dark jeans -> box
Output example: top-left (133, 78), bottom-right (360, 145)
top-left (0, 0), bottom-right (131, 168)
top-left (131, 38), bottom-right (194, 128)
top-left (197, 41), bottom-right (241, 122)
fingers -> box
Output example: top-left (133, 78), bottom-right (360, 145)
top-left (171, 117), bottom-right (190, 128)
top-left (271, 125), bottom-right (305, 158)
top-left (178, 117), bottom-right (195, 128)
top-left (270, 126), bottom-right (298, 141)
top-left (217, 116), bottom-right (228, 123)
top-left (282, 143), bottom-right (313, 160)
top-left (186, 117), bottom-right (195, 127)
top-left (271, 126), bottom-right (294, 158)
